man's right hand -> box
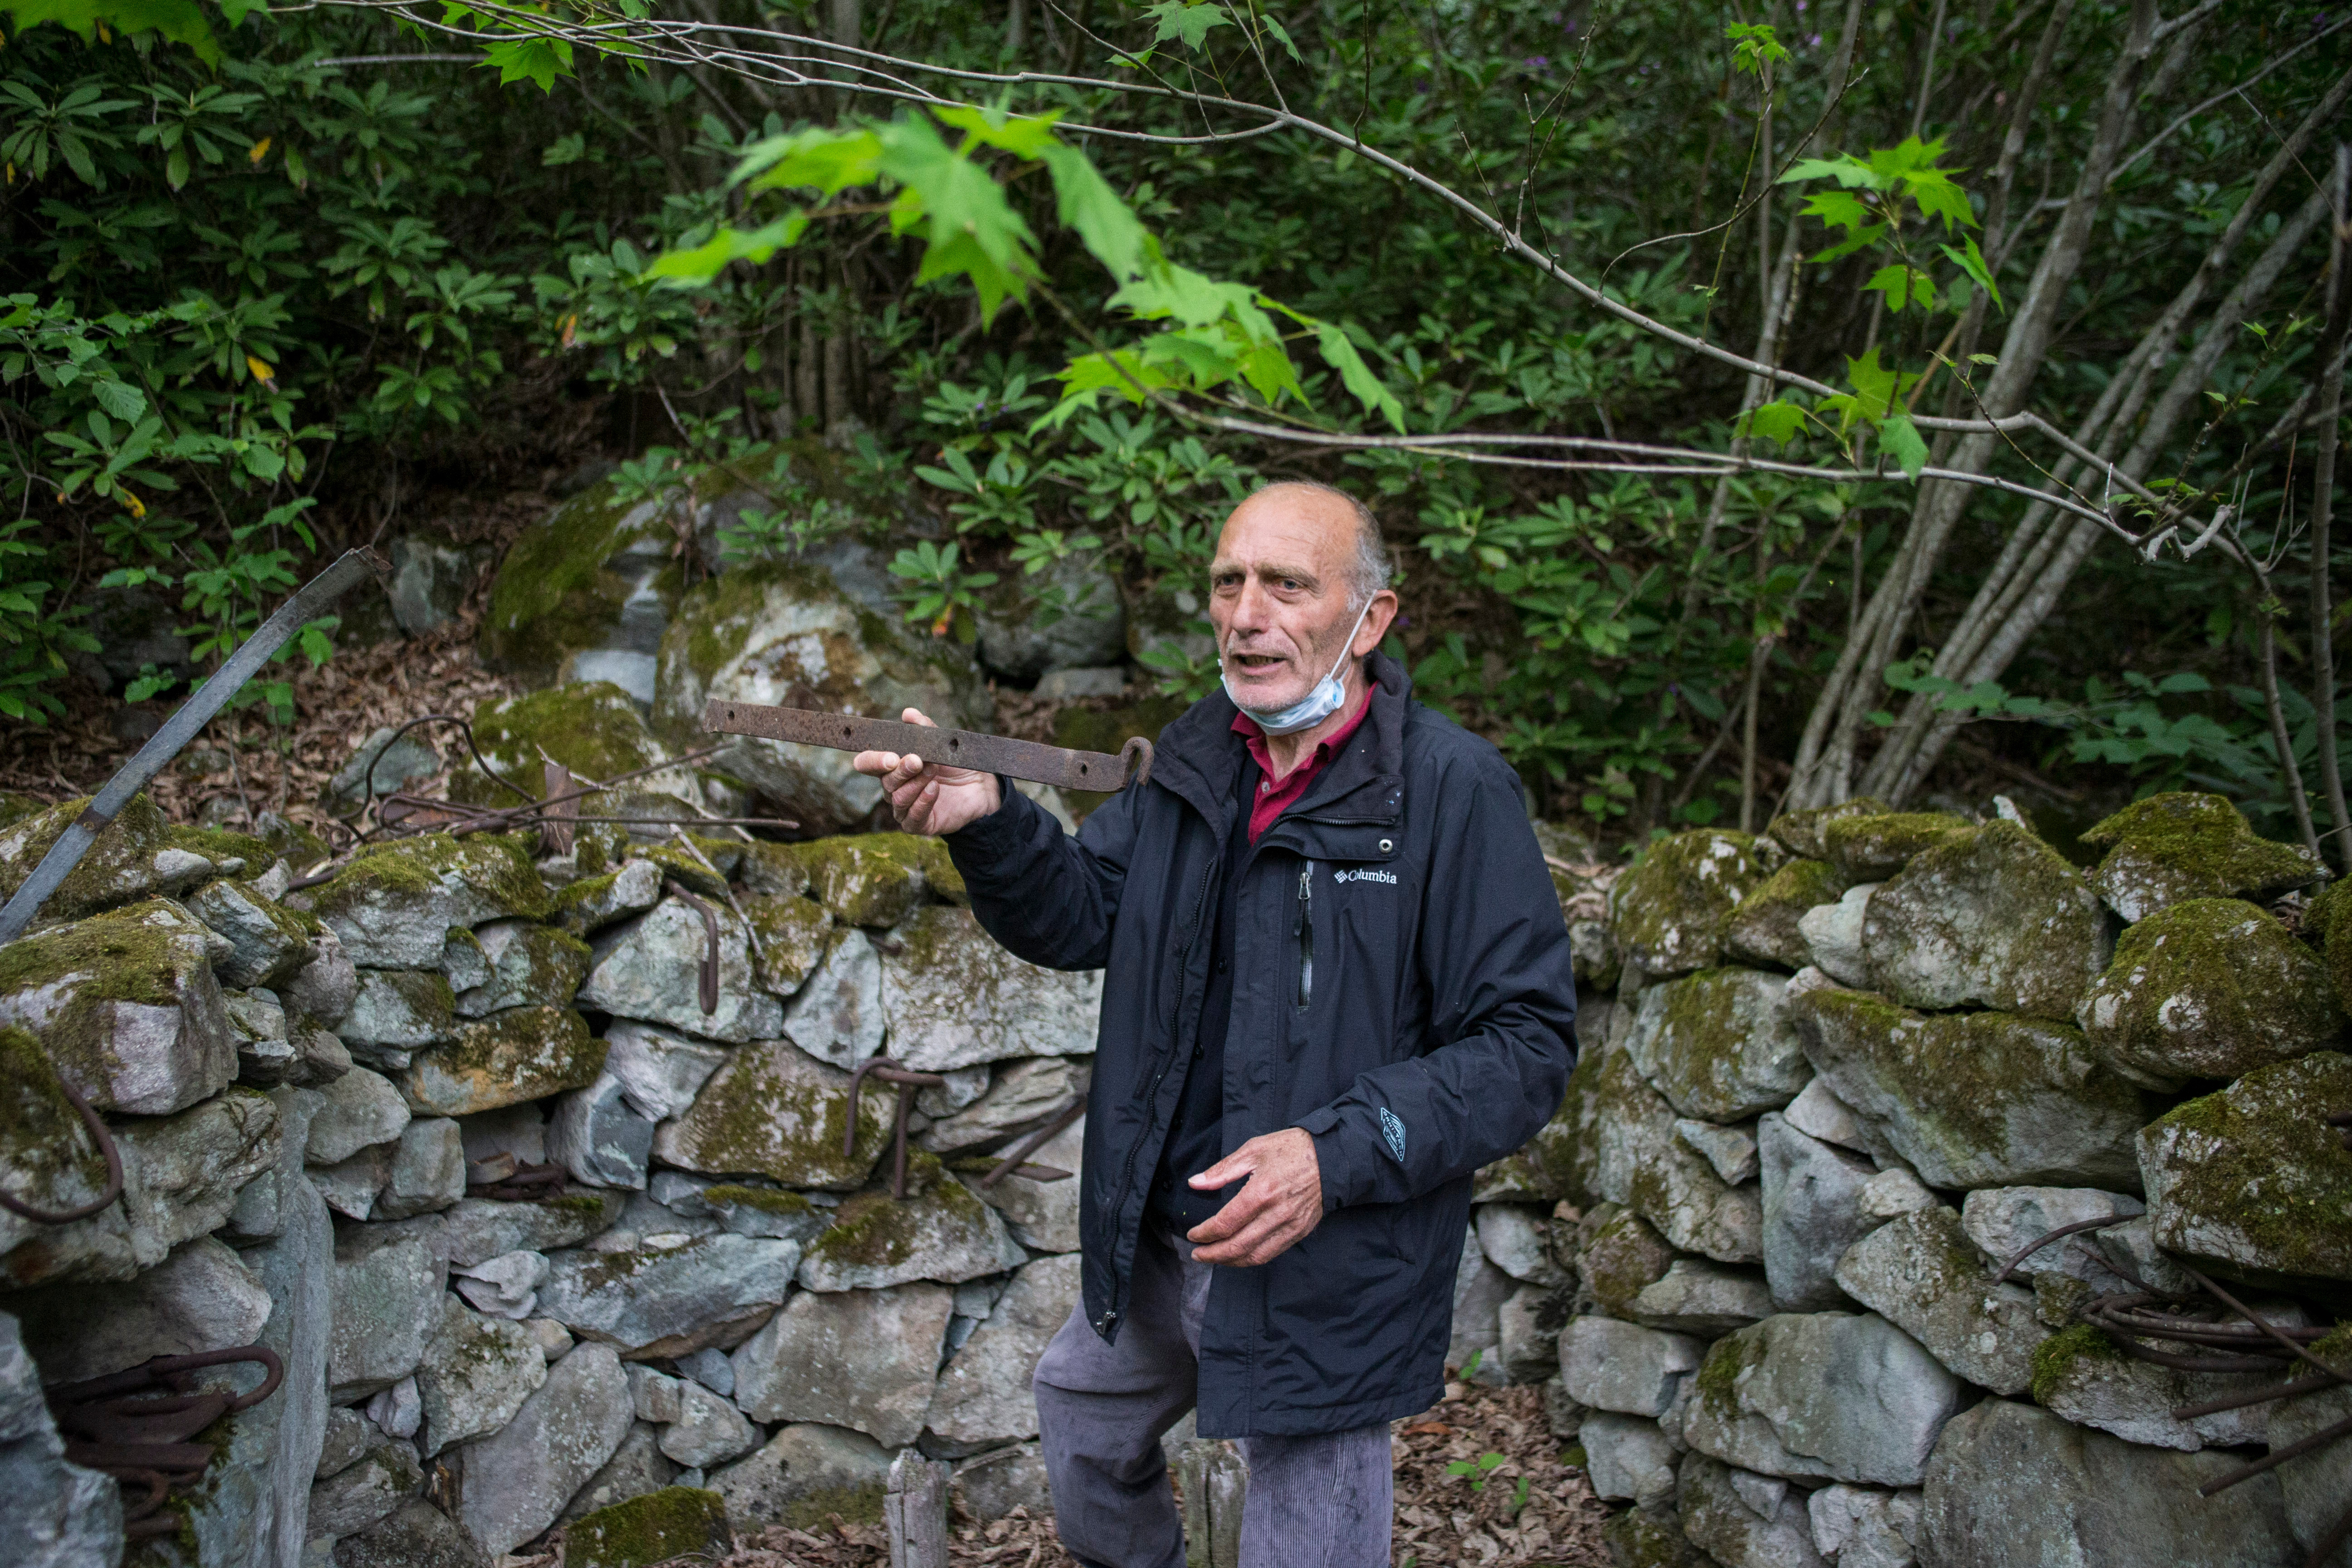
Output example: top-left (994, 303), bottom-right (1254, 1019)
top-left (851, 708), bottom-right (1002, 837)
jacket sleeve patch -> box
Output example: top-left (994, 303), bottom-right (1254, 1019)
top-left (1379, 1106), bottom-right (1407, 1164)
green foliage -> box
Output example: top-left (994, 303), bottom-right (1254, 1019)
top-left (1445, 1450), bottom-right (1509, 1492)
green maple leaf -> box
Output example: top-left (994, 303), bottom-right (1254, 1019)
top-left (1146, 0), bottom-right (1234, 50)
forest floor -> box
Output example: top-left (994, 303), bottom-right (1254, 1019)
top-left (629, 1384), bottom-right (1607, 1568)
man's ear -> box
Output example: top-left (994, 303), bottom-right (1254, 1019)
top-left (1355, 591), bottom-right (1400, 655)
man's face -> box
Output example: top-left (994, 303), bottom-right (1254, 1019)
top-left (1208, 488), bottom-right (1380, 713)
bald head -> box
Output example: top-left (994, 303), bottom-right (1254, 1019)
top-left (1224, 482), bottom-right (1392, 607)
top-left (1209, 482), bottom-right (1399, 723)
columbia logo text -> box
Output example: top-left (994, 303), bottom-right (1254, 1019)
top-left (1335, 867), bottom-right (1398, 885)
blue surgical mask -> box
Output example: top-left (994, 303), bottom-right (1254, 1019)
top-left (1222, 598), bottom-right (1375, 737)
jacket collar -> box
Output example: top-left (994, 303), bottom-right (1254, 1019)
top-left (1147, 650), bottom-right (1412, 838)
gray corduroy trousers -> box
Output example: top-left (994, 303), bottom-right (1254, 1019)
top-left (1030, 1228), bottom-right (1393, 1568)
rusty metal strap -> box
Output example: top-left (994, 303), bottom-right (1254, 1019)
top-left (701, 700), bottom-right (1154, 793)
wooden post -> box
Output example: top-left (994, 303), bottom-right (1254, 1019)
top-left (540, 760), bottom-right (575, 857)
top-left (1177, 1438), bottom-right (1247, 1568)
top-left (884, 1448), bottom-right (949, 1568)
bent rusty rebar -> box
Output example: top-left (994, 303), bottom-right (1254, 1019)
top-left (845, 1056), bottom-right (948, 1200)
top-left (0, 1074), bottom-right (123, 1225)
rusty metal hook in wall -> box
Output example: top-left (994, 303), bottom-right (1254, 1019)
top-left (844, 1055), bottom-right (949, 1200)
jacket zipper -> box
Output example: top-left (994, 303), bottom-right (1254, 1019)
top-left (1100, 851), bottom-right (1219, 1335)
top-left (1294, 859), bottom-right (1314, 1011)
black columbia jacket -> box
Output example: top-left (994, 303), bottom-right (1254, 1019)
top-left (946, 652), bottom-right (1577, 1437)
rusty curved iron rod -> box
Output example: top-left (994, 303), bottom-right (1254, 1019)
top-left (2198, 1409), bottom-right (2352, 1497)
top-left (2304, 1497), bottom-right (2352, 1568)
top-left (979, 1096), bottom-right (1086, 1191)
top-left (2179, 1263), bottom-right (2352, 1385)
top-left (49, 1345), bottom-right (286, 1413)
top-left (2171, 1370), bottom-right (2346, 1421)
top-left (842, 1055), bottom-right (948, 1200)
top-left (0, 1074), bottom-right (123, 1225)
top-left (663, 880), bottom-right (722, 1016)
top-left (1993, 1215), bottom-right (2130, 1284)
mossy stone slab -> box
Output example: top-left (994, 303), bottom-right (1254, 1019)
top-left (579, 897), bottom-right (784, 1044)
top-left (740, 891), bottom-right (831, 995)
top-left (457, 682), bottom-right (698, 804)
top-left (483, 488), bottom-right (681, 682)
top-left (2078, 897), bottom-right (2344, 1083)
top-left (184, 877), bottom-right (319, 989)
top-left (1859, 821), bottom-right (2111, 1021)
top-left (877, 905), bottom-right (1102, 1072)
top-left (539, 1233), bottom-right (800, 1358)
top-left (1787, 980), bottom-right (2152, 1190)
top-left (1833, 1206), bottom-right (2046, 1396)
top-left (1819, 811), bottom-right (1975, 881)
top-left (1591, 1048), bottom-right (1764, 1264)
top-left (0, 791), bottom-right (217, 925)
top-left (2079, 791), bottom-right (2321, 922)
top-left (1727, 858), bottom-right (1847, 971)
top-left (0, 896), bottom-right (235, 1115)
top-left (1767, 797), bottom-right (1892, 861)
top-left (652, 562), bottom-right (988, 835)
top-left (795, 1161), bottom-right (1026, 1292)
top-left (552, 859), bottom-right (665, 937)
top-left (457, 919), bottom-right (593, 1017)
top-left (2138, 1052), bottom-right (2352, 1284)
top-left (1625, 967), bottom-right (1810, 1122)
top-left (566, 1486), bottom-right (731, 1568)
top-left (1576, 1202), bottom-right (1676, 1317)
top-left (396, 1004), bottom-right (606, 1117)
top-left (794, 833), bottom-right (932, 927)
top-left (651, 1036), bottom-right (895, 1190)
top-left (1683, 1310), bottom-right (1965, 1488)
top-left (289, 833), bottom-right (549, 968)
top-left (1609, 830), bottom-right (1768, 979)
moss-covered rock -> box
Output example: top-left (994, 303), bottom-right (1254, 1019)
top-left (796, 833), bottom-right (931, 926)
top-left (740, 890), bottom-right (832, 994)
top-left (183, 877), bottom-right (318, 989)
top-left (1683, 1311), bottom-right (1965, 1488)
top-left (288, 833), bottom-right (548, 967)
top-left (737, 840), bottom-right (813, 898)
top-left (795, 1161), bottom-right (1027, 1291)
top-left (1473, 1039), bottom-right (1602, 1205)
top-left (396, 1004), bottom-right (606, 1117)
top-left (2079, 791), bottom-right (2321, 921)
top-left (2304, 882), bottom-right (2352, 1019)
top-left (1576, 1202), bottom-right (1676, 1317)
top-left (2078, 898), bottom-right (2344, 1083)
top-left (650, 1036), bottom-right (896, 1190)
top-left (2137, 1052), bottom-right (2352, 1284)
top-left (483, 486), bottom-right (682, 683)
top-left (565, 1486), bottom-right (731, 1568)
top-left (0, 896), bottom-right (235, 1114)
top-left (1609, 830), bottom-right (1768, 979)
top-left (652, 561), bottom-right (988, 834)
top-left (2027, 1320), bottom-right (2281, 1450)
top-left (622, 837), bottom-right (739, 899)
top-left (1726, 858), bottom-right (1847, 971)
top-left (1859, 821), bottom-right (2112, 1021)
top-left (0, 1024), bottom-right (117, 1230)
top-left (1599, 1504), bottom-right (1714, 1568)
top-left (1624, 967), bottom-right (1810, 1123)
top-left (1766, 797), bottom-right (1891, 861)
top-left (877, 905), bottom-right (1102, 1071)
top-left (339, 966), bottom-right (459, 1050)
top-left (462, 682), bottom-right (699, 808)
top-left (1819, 810), bottom-right (1975, 881)
top-left (1834, 1206), bottom-right (2047, 1396)
top-left (0, 791), bottom-right (219, 925)
top-left (1787, 981), bottom-right (2152, 1190)
top-left (1592, 1049), bottom-right (1763, 1263)
top-left (457, 920), bottom-right (593, 1016)
top-left (551, 858), bottom-right (664, 937)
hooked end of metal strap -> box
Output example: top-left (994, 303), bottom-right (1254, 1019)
top-left (1121, 735), bottom-right (1155, 791)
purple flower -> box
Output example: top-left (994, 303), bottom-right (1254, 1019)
top-left (1525, 54), bottom-right (1550, 67)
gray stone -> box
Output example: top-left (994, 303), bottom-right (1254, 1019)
top-left (1475, 1203), bottom-right (1567, 1287)
top-left (555, 1422), bottom-right (681, 1527)
top-left (453, 919), bottom-right (591, 1018)
top-left (1832, 1208), bottom-right (2046, 1396)
top-left (1033, 665), bottom-right (1127, 700)
top-left (658, 1377), bottom-right (759, 1468)
top-left (1558, 1315), bottom-right (1704, 1418)
top-left (452, 1249), bottom-right (548, 1320)
top-left (2092, 1215), bottom-right (2200, 1296)
top-left (315, 1406), bottom-right (372, 1479)
top-left (367, 1374), bottom-right (421, 1439)
top-left (582, 897), bottom-right (783, 1043)
top-left (1859, 1167), bottom-right (1939, 1220)
top-left (288, 835), bottom-right (547, 969)
top-left (1581, 1411), bottom-right (1680, 1508)
top-left (1683, 1312), bottom-right (1966, 1487)
top-left (546, 1073), bottom-right (656, 1190)
top-left (188, 877), bottom-right (319, 989)
top-left (796, 1174), bottom-right (1025, 1291)
top-left (1628, 1258), bottom-right (1776, 1338)
top-left (0, 790), bottom-right (202, 920)
top-left (927, 1254), bottom-right (1082, 1447)
top-left (438, 926), bottom-right (491, 994)
top-left (2, 1086), bottom-right (281, 1290)
top-left (1808, 1484), bottom-right (1921, 1568)
top-left (975, 550), bottom-right (1126, 682)
top-left (1449, 1230), bottom-right (1515, 1383)
top-left (651, 1035), bottom-right (894, 1191)
top-left (452, 1340), bottom-right (633, 1558)
top-left (951, 1441), bottom-right (1052, 1522)
top-left (1760, 1112), bottom-right (1880, 1312)
top-left (710, 1421), bottom-right (892, 1524)
top-left (920, 1056), bottom-right (1088, 1155)
top-left (394, 1003), bottom-right (607, 1118)
top-left (1783, 1075), bottom-right (1872, 1153)
top-left (553, 857), bottom-right (665, 937)
top-left (315, 1149), bottom-right (387, 1220)
top-left (1497, 1282), bottom-right (1564, 1385)
top-left (307, 1064), bottom-right (412, 1166)
top-left (2272, 1377), bottom-right (2352, 1566)
top-left (1859, 823), bottom-right (2111, 1022)
top-left (1677, 1119), bottom-right (1761, 1187)
top-left (598, 1020), bottom-right (727, 1121)
top-left (730, 1283), bottom-right (954, 1447)
top-left (2078, 790), bottom-right (2322, 923)
top-left (2032, 1324), bottom-right (2288, 1450)
top-left (877, 905), bottom-right (1103, 1071)
top-left (967, 1113), bottom-right (1083, 1253)
top-left (703, 1184), bottom-right (832, 1244)
top-left (1918, 1398), bottom-right (2298, 1568)
top-left (377, 1117), bottom-right (466, 1220)
top-left (1627, 968), bottom-right (1812, 1122)
top-left (416, 1294), bottom-right (548, 1456)
top-left (1681, 1452), bottom-right (1827, 1568)
top-left (331, 1497), bottom-right (486, 1568)
top-left (0, 1309), bottom-right (121, 1568)
top-left (225, 985), bottom-right (307, 1088)
top-left (1957, 1186), bottom-right (2142, 1293)
top-left (328, 1222), bottom-right (446, 1400)
top-left (324, 725), bottom-right (445, 816)
top-left (2077, 897), bottom-right (2344, 1085)
top-left (539, 1232), bottom-right (797, 1358)
top-left (456, 1102), bottom-right (544, 1167)
top-left (676, 1347), bottom-right (735, 1398)
top-left (1788, 977), bottom-right (2151, 1191)
top-left (2137, 1053), bottom-right (2352, 1284)
top-left (1798, 884), bottom-right (1878, 987)
top-left (0, 897), bottom-right (236, 1115)
top-left (309, 1431), bottom-right (424, 1537)
top-left (10, 1235), bottom-right (271, 1384)
top-left (1609, 830), bottom-right (1769, 979)
top-left (440, 1191), bottom-right (622, 1269)
top-left (1592, 1049), bottom-right (1764, 1264)
top-left (781, 926), bottom-right (886, 1070)
top-left (284, 924), bottom-right (360, 1029)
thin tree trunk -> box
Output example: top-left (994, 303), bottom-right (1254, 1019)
top-left (2310, 144), bottom-right (2351, 867)
top-left (2259, 573), bottom-right (2324, 860)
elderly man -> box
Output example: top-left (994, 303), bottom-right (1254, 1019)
top-left (854, 482), bottom-right (1575, 1566)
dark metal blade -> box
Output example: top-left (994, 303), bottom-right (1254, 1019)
top-left (701, 700), bottom-right (1152, 793)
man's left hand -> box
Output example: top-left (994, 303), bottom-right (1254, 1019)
top-left (1184, 1128), bottom-right (1323, 1267)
